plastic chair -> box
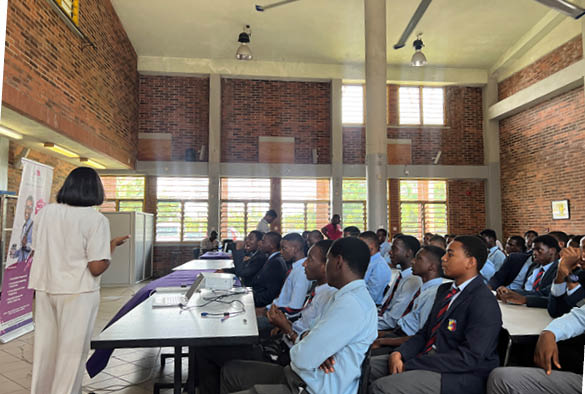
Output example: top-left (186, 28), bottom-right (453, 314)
top-left (497, 327), bottom-right (512, 367)
top-left (358, 346), bottom-right (373, 394)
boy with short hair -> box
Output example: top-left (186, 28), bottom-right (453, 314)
top-left (360, 231), bottom-right (393, 304)
top-left (369, 236), bottom-right (502, 394)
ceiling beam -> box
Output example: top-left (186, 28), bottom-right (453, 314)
top-left (489, 10), bottom-right (565, 77)
top-left (138, 56), bottom-right (488, 86)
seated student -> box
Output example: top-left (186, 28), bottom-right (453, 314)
top-left (548, 231), bottom-right (569, 249)
top-left (504, 235), bottom-right (526, 255)
top-left (223, 231), bottom-right (267, 286)
top-left (487, 304), bottom-right (584, 394)
top-left (220, 237), bottom-right (377, 394)
top-left (378, 235), bottom-right (422, 331)
top-left (257, 233), bottom-right (311, 326)
top-left (373, 246), bottom-right (445, 355)
top-left (429, 235), bottom-right (447, 250)
top-left (321, 214), bottom-right (343, 240)
top-left (548, 235), bottom-right (585, 318)
top-left (308, 230), bottom-right (324, 248)
top-left (497, 235), bottom-right (559, 308)
top-left (423, 232), bottom-right (434, 246)
top-left (201, 230), bottom-right (219, 253)
top-left (250, 231), bottom-right (288, 307)
top-left (377, 228), bottom-right (392, 263)
top-left (479, 229), bottom-right (507, 282)
top-left (524, 230), bottom-right (538, 251)
top-left (196, 240), bottom-right (336, 394)
top-left (445, 234), bottom-right (456, 245)
top-left (343, 225), bottom-right (360, 238)
top-left (267, 240), bottom-right (336, 344)
top-left (487, 241), bottom-right (531, 291)
top-left (360, 231), bottom-right (393, 304)
top-left (369, 235), bottom-right (502, 394)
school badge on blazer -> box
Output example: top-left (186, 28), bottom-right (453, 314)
top-left (447, 319), bottom-right (457, 332)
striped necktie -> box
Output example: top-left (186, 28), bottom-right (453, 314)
top-left (379, 273), bottom-right (402, 316)
top-left (302, 282), bottom-right (318, 309)
top-left (422, 287), bottom-right (460, 354)
top-left (401, 288), bottom-right (422, 317)
top-left (532, 268), bottom-right (545, 291)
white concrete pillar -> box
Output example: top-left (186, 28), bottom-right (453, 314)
top-left (364, 0), bottom-right (388, 231)
top-left (331, 79), bottom-right (343, 219)
top-left (483, 76), bottom-right (502, 237)
top-left (208, 74), bottom-right (221, 233)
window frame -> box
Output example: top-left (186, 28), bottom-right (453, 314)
top-left (155, 177), bottom-right (209, 244)
top-left (399, 179), bottom-right (448, 239)
top-left (220, 199), bottom-right (271, 240)
top-left (342, 178), bottom-right (367, 231)
top-left (100, 176), bottom-right (146, 214)
top-left (55, 0), bottom-right (79, 26)
top-left (341, 84), bottom-right (366, 126)
top-left (398, 86), bottom-right (446, 127)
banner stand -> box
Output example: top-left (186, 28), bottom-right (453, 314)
top-left (0, 158), bottom-right (53, 343)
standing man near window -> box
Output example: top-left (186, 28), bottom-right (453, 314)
top-left (257, 209), bottom-right (277, 233)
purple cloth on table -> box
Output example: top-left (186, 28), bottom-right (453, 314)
top-left (86, 270), bottom-right (207, 377)
top-left (200, 251), bottom-right (232, 260)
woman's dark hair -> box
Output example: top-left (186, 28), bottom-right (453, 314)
top-left (57, 167), bottom-right (104, 207)
top-left (328, 237), bottom-right (371, 277)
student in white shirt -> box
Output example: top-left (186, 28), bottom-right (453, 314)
top-left (256, 209), bottom-right (277, 233)
top-left (29, 167), bottom-right (128, 394)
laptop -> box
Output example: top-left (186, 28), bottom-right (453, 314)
top-left (152, 274), bottom-right (204, 307)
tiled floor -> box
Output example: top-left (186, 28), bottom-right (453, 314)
top-left (0, 283), bottom-right (189, 394)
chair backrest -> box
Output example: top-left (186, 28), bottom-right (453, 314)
top-left (358, 346), bottom-right (372, 394)
top-left (222, 239), bottom-right (234, 253)
top-left (497, 327), bottom-right (512, 367)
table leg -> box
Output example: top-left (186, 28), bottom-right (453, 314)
top-left (174, 345), bottom-right (182, 394)
top-left (186, 346), bottom-right (196, 394)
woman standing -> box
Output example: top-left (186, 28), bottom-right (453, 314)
top-left (29, 167), bottom-right (128, 394)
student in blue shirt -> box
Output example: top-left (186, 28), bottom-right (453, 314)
top-left (267, 240), bottom-right (336, 343)
top-left (257, 233), bottom-right (311, 320)
top-left (360, 231), bottom-right (393, 304)
top-left (480, 229), bottom-right (507, 282)
top-left (487, 304), bottom-right (585, 394)
top-left (378, 235), bottom-right (422, 331)
top-left (220, 237), bottom-right (377, 394)
top-left (377, 228), bottom-right (392, 264)
top-left (372, 245), bottom-right (445, 355)
top-left (369, 236), bottom-right (502, 394)
top-left (497, 235), bottom-right (560, 308)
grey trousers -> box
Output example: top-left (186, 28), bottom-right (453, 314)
top-left (487, 367), bottom-right (583, 394)
top-left (368, 355), bottom-right (441, 394)
top-left (220, 360), bottom-right (306, 394)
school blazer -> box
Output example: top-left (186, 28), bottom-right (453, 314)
top-left (249, 252), bottom-right (288, 307)
top-left (487, 252), bottom-right (531, 290)
top-left (517, 261), bottom-right (559, 308)
top-left (397, 276), bottom-right (502, 394)
top-left (228, 249), bottom-right (267, 286)
top-left (548, 269), bottom-right (585, 318)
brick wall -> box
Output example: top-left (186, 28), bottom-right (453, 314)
top-left (388, 178), bottom-right (486, 238)
top-left (153, 245), bottom-right (196, 278)
top-left (7, 142), bottom-right (77, 201)
top-left (138, 75), bottom-right (209, 161)
top-left (498, 35), bottom-right (583, 100)
top-left (3, 0), bottom-right (138, 166)
top-left (221, 78), bottom-right (331, 164)
top-left (500, 87), bottom-right (585, 238)
top-left (343, 86), bottom-right (484, 165)
top-left (447, 179), bottom-right (486, 236)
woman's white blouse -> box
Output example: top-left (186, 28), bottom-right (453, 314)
top-left (29, 203), bottom-right (111, 294)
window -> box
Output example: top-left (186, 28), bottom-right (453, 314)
top-left (398, 86), bottom-right (444, 126)
top-left (342, 178), bottom-right (367, 231)
top-left (100, 176), bottom-right (145, 213)
top-left (220, 178), bottom-right (271, 241)
top-left (400, 180), bottom-right (447, 240)
top-left (281, 179), bottom-right (330, 234)
top-left (342, 85), bottom-right (364, 124)
top-left (55, 0), bottom-right (79, 25)
top-left (156, 177), bottom-right (208, 242)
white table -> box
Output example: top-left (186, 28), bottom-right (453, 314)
top-left (173, 259), bottom-right (235, 271)
top-left (499, 301), bottom-right (553, 337)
